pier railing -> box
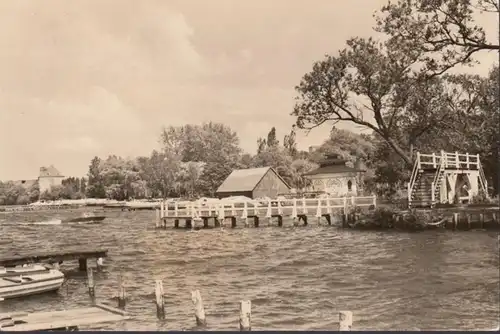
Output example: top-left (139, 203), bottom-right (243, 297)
top-left (160, 196), bottom-right (377, 219)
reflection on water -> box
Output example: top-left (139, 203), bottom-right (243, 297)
top-left (0, 209), bottom-right (498, 330)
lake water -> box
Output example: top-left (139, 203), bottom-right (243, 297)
top-left (0, 208), bottom-right (498, 330)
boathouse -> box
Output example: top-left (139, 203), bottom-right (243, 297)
top-left (303, 154), bottom-right (365, 196)
top-left (407, 151), bottom-right (489, 207)
top-left (215, 166), bottom-right (291, 199)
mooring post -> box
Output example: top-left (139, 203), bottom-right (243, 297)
top-left (479, 213), bottom-right (484, 228)
top-left (467, 214), bottom-right (471, 229)
top-left (155, 209), bottom-right (161, 228)
top-left (339, 311), bottom-right (353, 331)
top-left (117, 275), bottom-right (126, 309)
top-left (191, 290), bottom-right (207, 327)
top-left (78, 258), bottom-right (87, 271)
top-left (239, 300), bottom-right (251, 331)
top-left (493, 212), bottom-right (497, 223)
top-left (155, 280), bottom-right (165, 320)
top-left (87, 267), bottom-right (95, 300)
top-left (291, 198), bottom-right (298, 226)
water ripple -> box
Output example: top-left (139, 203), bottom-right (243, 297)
top-left (0, 209), bottom-right (498, 330)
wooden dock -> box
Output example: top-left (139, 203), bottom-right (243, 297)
top-left (156, 196), bottom-right (377, 229)
top-left (0, 303), bottom-right (128, 331)
top-left (0, 249), bottom-right (108, 271)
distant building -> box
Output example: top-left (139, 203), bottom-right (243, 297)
top-left (38, 165), bottom-right (65, 194)
top-left (216, 166), bottom-right (291, 199)
top-left (303, 154), bottom-right (365, 196)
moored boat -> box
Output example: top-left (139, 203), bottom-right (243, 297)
top-left (0, 264), bottom-right (65, 299)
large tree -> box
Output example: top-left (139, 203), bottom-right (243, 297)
top-left (375, 0), bottom-right (499, 77)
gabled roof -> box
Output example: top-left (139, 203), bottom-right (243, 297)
top-left (216, 167), bottom-right (290, 193)
top-left (39, 165), bottom-right (64, 178)
top-left (303, 164), bottom-right (365, 176)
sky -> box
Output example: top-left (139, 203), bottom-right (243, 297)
top-left (0, 0), bottom-right (498, 180)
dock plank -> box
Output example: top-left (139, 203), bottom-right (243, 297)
top-left (0, 305), bottom-right (128, 331)
top-left (0, 249), bottom-right (108, 267)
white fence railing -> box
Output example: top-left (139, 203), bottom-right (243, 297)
top-left (418, 151), bottom-right (481, 170)
top-left (159, 196), bottom-right (377, 219)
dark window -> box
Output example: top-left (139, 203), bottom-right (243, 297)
top-left (347, 180), bottom-right (352, 191)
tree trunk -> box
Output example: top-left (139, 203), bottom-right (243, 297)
top-left (385, 137), bottom-right (413, 167)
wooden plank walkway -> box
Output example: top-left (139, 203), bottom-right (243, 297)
top-left (0, 303), bottom-right (128, 331)
top-left (0, 249), bottom-right (108, 271)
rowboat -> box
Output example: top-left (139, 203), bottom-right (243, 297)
top-left (0, 264), bottom-right (64, 299)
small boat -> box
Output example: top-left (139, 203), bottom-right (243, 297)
top-left (62, 216), bottom-right (106, 224)
top-left (0, 264), bottom-right (65, 299)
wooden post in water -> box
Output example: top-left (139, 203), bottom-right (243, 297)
top-left (155, 280), bottom-right (165, 320)
top-left (493, 212), bottom-right (498, 223)
top-left (117, 275), bottom-right (126, 309)
top-left (338, 311), bottom-right (352, 331)
top-left (218, 204), bottom-right (225, 228)
top-left (316, 200), bottom-right (322, 225)
top-left (453, 213), bottom-right (458, 229)
top-left (479, 213), bottom-right (484, 228)
top-left (239, 300), bottom-right (251, 331)
top-left (87, 267), bottom-right (95, 300)
top-left (291, 198), bottom-right (298, 226)
top-left (155, 209), bottom-right (161, 228)
top-left (191, 290), bottom-right (207, 327)
top-left (266, 201), bottom-right (272, 226)
top-left (242, 201), bottom-right (249, 227)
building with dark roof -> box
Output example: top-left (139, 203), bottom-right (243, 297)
top-left (216, 166), bottom-right (291, 199)
top-left (303, 154), bottom-right (365, 195)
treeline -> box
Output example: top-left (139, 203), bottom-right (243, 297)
top-left (82, 123), bottom-right (326, 200)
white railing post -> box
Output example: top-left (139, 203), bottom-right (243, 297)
top-left (174, 202), bottom-right (178, 217)
top-left (440, 150), bottom-right (446, 168)
top-left (432, 153), bottom-right (436, 168)
top-left (476, 153), bottom-right (480, 170)
top-left (455, 151), bottom-right (459, 168)
top-left (466, 153), bottom-right (470, 169)
top-left (372, 195), bottom-right (377, 207)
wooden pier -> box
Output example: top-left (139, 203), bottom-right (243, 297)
top-left (0, 303), bottom-right (128, 331)
top-left (0, 249), bottom-right (108, 271)
top-left (156, 196), bottom-right (377, 229)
